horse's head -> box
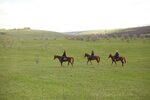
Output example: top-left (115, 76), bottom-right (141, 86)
top-left (108, 53), bottom-right (112, 58)
top-left (54, 55), bottom-right (57, 60)
top-left (84, 53), bottom-right (89, 58)
top-left (84, 53), bottom-right (86, 58)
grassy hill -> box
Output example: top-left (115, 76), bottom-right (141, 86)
top-left (65, 26), bottom-right (150, 36)
top-left (66, 26), bottom-right (150, 42)
top-left (0, 29), bottom-right (65, 40)
top-left (0, 28), bottom-right (150, 100)
top-left (64, 29), bottom-right (117, 35)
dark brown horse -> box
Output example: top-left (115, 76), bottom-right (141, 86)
top-left (108, 53), bottom-right (126, 66)
top-left (54, 55), bottom-right (74, 66)
top-left (84, 53), bottom-right (100, 64)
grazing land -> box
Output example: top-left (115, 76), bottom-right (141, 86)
top-left (0, 28), bottom-right (150, 100)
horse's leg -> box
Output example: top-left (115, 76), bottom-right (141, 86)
top-left (71, 61), bottom-right (73, 67)
top-left (90, 60), bottom-right (92, 65)
top-left (68, 61), bottom-right (69, 66)
top-left (69, 61), bottom-right (73, 67)
top-left (115, 61), bottom-right (117, 66)
top-left (87, 60), bottom-right (89, 65)
top-left (71, 59), bottom-right (73, 67)
top-left (121, 60), bottom-right (124, 66)
top-left (61, 62), bottom-right (63, 66)
top-left (111, 61), bottom-right (113, 65)
top-left (98, 57), bottom-right (100, 63)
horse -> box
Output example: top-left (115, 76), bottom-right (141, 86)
top-left (54, 55), bottom-right (74, 66)
top-left (84, 53), bottom-right (100, 64)
top-left (108, 53), bottom-right (126, 66)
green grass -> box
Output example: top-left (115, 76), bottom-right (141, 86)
top-left (0, 31), bottom-right (150, 100)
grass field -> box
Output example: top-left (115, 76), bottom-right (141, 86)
top-left (0, 30), bottom-right (150, 100)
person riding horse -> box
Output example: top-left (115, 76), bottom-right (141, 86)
top-left (90, 50), bottom-right (95, 59)
top-left (114, 50), bottom-right (119, 61)
top-left (62, 50), bottom-right (67, 60)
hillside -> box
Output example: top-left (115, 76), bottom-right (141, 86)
top-left (65, 26), bottom-right (150, 41)
top-left (0, 29), bottom-right (65, 40)
top-left (65, 25), bottom-right (150, 36)
top-left (107, 25), bottom-right (150, 37)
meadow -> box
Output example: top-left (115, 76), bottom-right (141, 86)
top-left (0, 30), bottom-right (150, 100)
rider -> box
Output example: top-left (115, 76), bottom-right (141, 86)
top-left (114, 50), bottom-right (119, 61)
top-left (91, 50), bottom-right (94, 58)
top-left (62, 50), bottom-right (67, 60)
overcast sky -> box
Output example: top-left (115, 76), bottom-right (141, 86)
top-left (0, 0), bottom-right (150, 32)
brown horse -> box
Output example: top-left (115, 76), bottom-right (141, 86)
top-left (108, 53), bottom-right (126, 66)
top-left (54, 55), bottom-right (74, 66)
top-left (84, 53), bottom-right (100, 64)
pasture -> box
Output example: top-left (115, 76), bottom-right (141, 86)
top-left (0, 30), bottom-right (150, 100)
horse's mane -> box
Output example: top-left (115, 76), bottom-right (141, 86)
top-left (54, 55), bottom-right (61, 57)
top-left (85, 53), bottom-right (90, 55)
top-left (109, 53), bottom-right (113, 56)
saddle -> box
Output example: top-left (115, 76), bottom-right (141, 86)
top-left (89, 55), bottom-right (95, 59)
top-left (115, 57), bottom-right (119, 61)
top-left (62, 56), bottom-right (67, 60)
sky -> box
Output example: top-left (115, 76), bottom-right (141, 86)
top-left (0, 0), bottom-right (150, 32)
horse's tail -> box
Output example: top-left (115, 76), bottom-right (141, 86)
top-left (123, 57), bottom-right (126, 63)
